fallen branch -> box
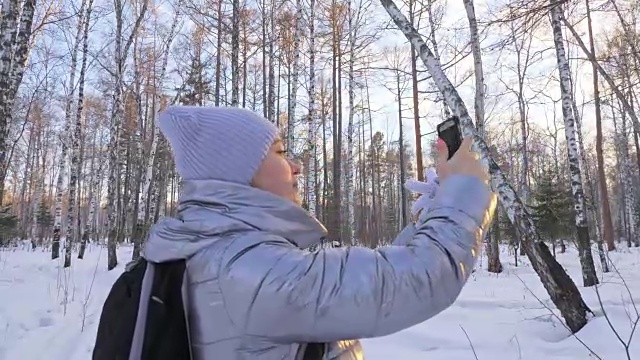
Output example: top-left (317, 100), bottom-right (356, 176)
top-left (514, 274), bottom-right (602, 359)
top-left (459, 325), bottom-right (480, 360)
top-left (600, 251), bottom-right (639, 359)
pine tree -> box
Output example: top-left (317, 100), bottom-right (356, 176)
top-left (179, 55), bottom-right (213, 106)
top-left (531, 169), bottom-right (574, 244)
top-left (0, 205), bottom-right (18, 246)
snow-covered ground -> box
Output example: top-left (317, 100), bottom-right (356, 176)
top-left (0, 243), bottom-right (638, 360)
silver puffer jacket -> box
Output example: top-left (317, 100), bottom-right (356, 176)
top-left (139, 174), bottom-right (495, 359)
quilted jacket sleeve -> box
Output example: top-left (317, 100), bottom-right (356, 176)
top-left (218, 174), bottom-right (496, 343)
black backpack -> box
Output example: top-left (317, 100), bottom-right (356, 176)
top-left (92, 258), bottom-right (326, 360)
top-left (92, 258), bottom-right (192, 360)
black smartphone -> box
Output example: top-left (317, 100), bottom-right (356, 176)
top-left (436, 116), bottom-right (463, 160)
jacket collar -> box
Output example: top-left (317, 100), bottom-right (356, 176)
top-left (177, 179), bottom-right (328, 249)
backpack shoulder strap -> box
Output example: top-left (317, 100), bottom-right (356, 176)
top-left (141, 259), bottom-right (192, 360)
top-left (181, 265), bottom-right (193, 360)
top-left (92, 258), bottom-right (150, 360)
top-left (129, 260), bottom-right (156, 360)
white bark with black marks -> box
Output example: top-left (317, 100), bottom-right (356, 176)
top-left (306, 0), bottom-right (317, 216)
top-left (132, 0), bottom-right (182, 261)
top-left (618, 102), bottom-right (639, 247)
top-left (345, 1), bottom-right (358, 243)
top-left (63, 0), bottom-right (89, 268)
top-left (379, 0), bottom-right (591, 332)
top-left (549, 0), bottom-right (598, 287)
top-left (77, 0), bottom-right (95, 260)
top-left (107, 0), bottom-right (148, 270)
top-left (287, 0), bottom-right (302, 152)
top-left (230, 0), bottom-right (240, 106)
top-left (0, 0), bottom-right (36, 203)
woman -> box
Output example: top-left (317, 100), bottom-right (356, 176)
top-left (142, 106), bottom-right (495, 359)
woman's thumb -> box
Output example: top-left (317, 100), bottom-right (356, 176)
top-left (435, 138), bottom-right (449, 165)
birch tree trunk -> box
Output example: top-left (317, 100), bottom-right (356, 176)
top-left (425, 0), bottom-right (448, 117)
top-left (330, 6), bottom-right (343, 242)
top-left (396, 71), bottom-right (408, 226)
top-left (131, 2), bottom-right (182, 261)
top-left (286, 0), bottom-right (302, 152)
top-left (462, 0), bottom-right (484, 136)
top-left (611, 104), bottom-right (631, 247)
top-left (571, 81), bottom-right (602, 260)
top-left (230, 0), bottom-right (240, 106)
top-left (580, 0), bottom-right (612, 265)
top-left (76, 0), bottom-right (94, 259)
top-left (569, 77), bottom-right (604, 266)
top-left (462, 0), bottom-right (502, 273)
top-left (306, 0), bottom-right (317, 216)
top-left (52, 61), bottom-right (81, 260)
top-left (345, 2), bottom-right (357, 242)
top-left (267, 2), bottom-right (276, 123)
top-left (51, 131), bottom-right (69, 260)
top-left (62, 0), bottom-right (89, 268)
top-left (80, 146), bottom-right (102, 258)
top-left (549, 0), bottom-right (598, 287)
top-left (619, 100), bottom-right (640, 247)
top-left (107, 0), bottom-right (148, 270)
top-left (30, 121), bottom-right (42, 248)
top-left (380, 0), bottom-right (591, 332)
top-left (214, 0), bottom-right (223, 106)
top-left (106, 12), bottom-right (124, 270)
top-left (408, 0), bottom-right (422, 182)
top-left (0, 0), bottom-right (36, 204)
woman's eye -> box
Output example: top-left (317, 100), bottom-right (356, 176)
top-left (277, 150), bottom-right (287, 155)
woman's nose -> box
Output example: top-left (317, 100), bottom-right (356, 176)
top-left (289, 158), bottom-right (303, 175)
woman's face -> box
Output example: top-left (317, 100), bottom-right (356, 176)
top-left (252, 139), bottom-right (302, 205)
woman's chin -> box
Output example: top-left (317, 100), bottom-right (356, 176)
top-left (292, 196), bottom-right (303, 207)
top-left (289, 192), bottom-right (303, 207)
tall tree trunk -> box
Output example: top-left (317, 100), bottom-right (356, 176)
top-left (51, 114), bottom-right (71, 260)
top-left (214, 0), bottom-right (223, 106)
top-left (230, 0), bottom-right (240, 106)
top-left (380, 0), bottom-right (592, 332)
top-left (76, 0), bottom-right (94, 259)
top-left (30, 117), bottom-right (42, 249)
top-left (463, 0), bottom-right (501, 273)
top-left (330, 11), bottom-right (342, 241)
top-left (132, 4), bottom-right (181, 260)
top-left (306, 0), bottom-right (317, 217)
top-left (63, 0), bottom-right (89, 268)
top-left (396, 71), bottom-right (408, 226)
top-left (321, 76), bottom-right (329, 224)
top-left (287, 0), bottom-right (302, 152)
top-left (364, 75), bottom-right (378, 241)
top-left (346, 2), bottom-right (357, 242)
top-left (267, 2), bottom-right (276, 122)
top-left (107, 0), bottom-right (147, 270)
top-left (425, 0), bottom-right (448, 117)
top-left (550, 0), bottom-right (598, 287)
top-left (619, 99), bottom-right (640, 247)
top-left (612, 104), bottom-right (632, 247)
top-left (0, 0), bottom-right (36, 205)
top-left (261, 0), bottom-right (268, 117)
top-left (408, 0), bottom-right (422, 181)
top-left (585, 0), bottom-right (614, 258)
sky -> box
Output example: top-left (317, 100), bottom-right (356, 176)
top-left (362, 0), bottom-right (611, 161)
top-left (28, 0), bottom-right (616, 165)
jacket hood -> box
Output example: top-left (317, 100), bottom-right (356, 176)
top-left (143, 179), bottom-right (328, 262)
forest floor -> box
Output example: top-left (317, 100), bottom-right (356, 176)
top-left (0, 242), bottom-right (638, 360)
